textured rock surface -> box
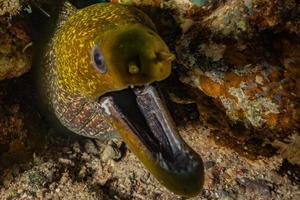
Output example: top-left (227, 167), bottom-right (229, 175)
top-left (0, 0), bottom-right (23, 17)
top-left (171, 1), bottom-right (300, 130)
top-left (0, 18), bottom-right (32, 80)
top-left (111, 0), bottom-right (300, 36)
top-left (181, 63), bottom-right (298, 130)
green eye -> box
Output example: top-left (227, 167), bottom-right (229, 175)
top-left (92, 45), bottom-right (107, 74)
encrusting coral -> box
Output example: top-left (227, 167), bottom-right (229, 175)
top-left (182, 63), bottom-right (298, 130)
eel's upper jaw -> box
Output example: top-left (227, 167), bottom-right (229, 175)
top-left (98, 85), bottom-right (204, 197)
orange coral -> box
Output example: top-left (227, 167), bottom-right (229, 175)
top-left (186, 64), bottom-right (298, 130)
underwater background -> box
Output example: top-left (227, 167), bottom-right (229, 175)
top-left (0, 0), bottom-right (299, 199)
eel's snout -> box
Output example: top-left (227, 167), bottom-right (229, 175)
top-left (100, 24), bottom-right (175, 87)
top-left (99, 85), bottom-right (204, 197)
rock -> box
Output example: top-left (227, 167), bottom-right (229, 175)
top-left (2, 169), bottom-right (13, 187)
top-left (78, 165), bottom-right (87, 178)
top-left (84, 139), bottom-right (99, 155)
top-left (0, 0), bottom-right (23, 17)
top-left (276, 36), bottom-right (300, 97)
top-left (0, 18), bottom-right (32, 80)
top-left (101, 141), bottom-right (122, 162)
top-left (182, 63), bottom-right (298, 130)
top-left (273, 134), bottom-right (300, 165)
top-left (58, 158), bottom-right (74, 166)
top-left (72, 142), bottom-right (81, 153)
top-left (236, 177), bottom-right (273, 199)
top-left (174, 4), bottom-right (300, 132)
top-left (112, 0), bottom-right (300, 39)
top-left (204, 160), bottom-right (216, 170)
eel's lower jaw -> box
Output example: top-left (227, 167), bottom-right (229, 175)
top-left (98, 85), bottom-right (204, 197)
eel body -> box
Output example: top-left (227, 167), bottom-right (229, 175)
top-left (37, 2), bottom-right (204, 197)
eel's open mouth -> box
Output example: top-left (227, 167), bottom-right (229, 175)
top-left (99, 85), bottom-right (204, 197)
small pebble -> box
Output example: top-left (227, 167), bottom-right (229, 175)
top-left (101, 142), bottom-right (122, 162)
top-left (84, 139), bottom-right (99, 155)
top-left (58, 158), bottom-right (74, 166)
top-left (72, 142), bottom-right (81, 153)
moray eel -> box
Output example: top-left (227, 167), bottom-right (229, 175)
top-left (36, 2), bottom-right (204, 197)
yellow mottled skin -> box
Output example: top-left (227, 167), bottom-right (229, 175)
top-left (54, 3), bottom-right (172, 99)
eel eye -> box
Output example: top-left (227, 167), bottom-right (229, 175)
top-left (92, 45), bottom-right (107, 74)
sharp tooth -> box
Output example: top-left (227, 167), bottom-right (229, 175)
top-left (100, 97), bottom-right (113, 115)
top-left (158, 52), bottom-right (176, 61)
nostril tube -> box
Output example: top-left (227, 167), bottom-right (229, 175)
top-left (128, 61), bottom-right (140, 74)
top-left (156, 52), bottom-right (176, 62)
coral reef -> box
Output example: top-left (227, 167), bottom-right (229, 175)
top-left (0, 18), bottom-right (32, 80)
top-left (181, 63), bottom-right (298, 130)
top-left (201, 0), bottom-right (298, 38)
top-left (175, 31), bottom-right (299, 163)
top-left (114, 0), bottom-right (300, 37)
top-left (155, 0), bottom-right (300, 130)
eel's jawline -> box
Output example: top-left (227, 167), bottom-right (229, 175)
top-left (99, 85), bottom-right (199, 171)
top-left (133, 86), bottom-right (184, 155)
